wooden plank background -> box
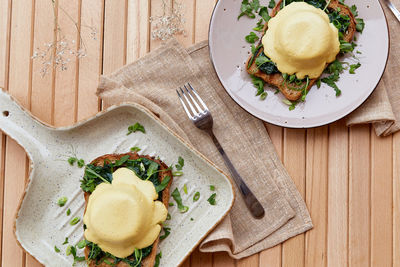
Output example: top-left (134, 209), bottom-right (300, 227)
top-left (0, 0), bottom-right (398, 266)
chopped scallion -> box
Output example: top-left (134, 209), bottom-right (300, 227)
top-left (207, 193), bottom-right (217, 205)
top-left (193, 192), bottom-right (200, 202)
top-left (172, 171), bottom-right (183, 176)
top-left (70, 217), bottom-right (80, 225)
top-left (183, 184), bottom-right (188, 194)
top-left (57, 197), bottom-right (68, 207)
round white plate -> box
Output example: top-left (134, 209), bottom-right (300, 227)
top-left (209, 0), bottom-right (389, 128)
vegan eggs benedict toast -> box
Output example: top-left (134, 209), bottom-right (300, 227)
top-left (246, 0), bottom-right (357, 101)
top-left (81, 153), bottom-right (173, 267)
top-left (263, 2), bottom-right (340, 79)
top-left (84, 168), bottom-right (168, 258)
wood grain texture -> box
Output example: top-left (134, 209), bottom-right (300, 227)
top-left (2, 0), bottom-right (34, 265)
top-left (282, 129), bottom-right (306, 267)
top-left (174, 0), bottom-right (195, 47)
top-left (31, 0), bottom-right (55, 124)
top-left (194, 0), bottom-right (216, 42)
top-left (103, 0), bottom-right (127, 75)
top-left (54, 0), bottom-right (80, 127)
top-left (191, 248), bottom-right (213, 267)
top-left (259, 123), bottom-right (283, 267)
top-left (214, 252), bottom-right (235, 267)
top-left (305, 127), bottom-right (328, 267)
top-left (371, 130), bottom-right (393, 266)
top-left (0, 1), bottom-right (11, 261)
top-left (349, 125), bottom-right (371, 267)
top-left (126, 0), bottom-right (150, 62)
top-left (3, 141), bottom-right (27, 267)
top-left (237, 254), bottom-right (259, 267)
top-left (0, 1), bottom-right (399, 267)
top-left (0, 134), bottom-right (5, 261)
top-left (393, 132), bottom-right (400, 267)
top-left (0, 0), bottom-right (11, 89)
top-left (327, 120), bottom-right (348, 267)
top-left (150, 0), bottom-right (173, 50)
top-left (77, 0), bottom-right (103, 120)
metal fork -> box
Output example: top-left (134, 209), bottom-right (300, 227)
top-left (177, 83), bottom-right (265, 219)
top-left (383, 0), bottom-right (400, 23)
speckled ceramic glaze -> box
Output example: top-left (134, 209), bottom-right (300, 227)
top-left (209, 0), bottom-right (389, 128)
top-left (0, 90), bottom-right (235, 267)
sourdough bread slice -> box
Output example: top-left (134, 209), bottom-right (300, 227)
top-left (83, 152), bottom-right (173, 267)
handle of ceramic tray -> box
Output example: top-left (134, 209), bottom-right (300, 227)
top-left (0, 90), bottom-right (51, 161)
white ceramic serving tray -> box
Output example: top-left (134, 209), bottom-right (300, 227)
top-left (0, 90), bottom-right (235, 267)
top-left (209, 0), bottom-right (389, 128)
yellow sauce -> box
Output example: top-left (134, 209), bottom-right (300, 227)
top-left (83, 167), bottom-right (168, 258)
top-left (262, 2), bottom-right (340, 79)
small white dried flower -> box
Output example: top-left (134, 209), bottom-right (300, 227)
top-left (31, 3), bottom-right (97, 77)
top-left (150, 0), bottom-right (185, 41)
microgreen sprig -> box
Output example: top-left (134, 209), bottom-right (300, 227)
top-left (85, 168), bottom-right (111, 184)
top-left (127, 122), bottom-right (145, 135)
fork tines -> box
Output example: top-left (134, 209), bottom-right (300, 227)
top-left (176, 83), bottom-right (208, 120)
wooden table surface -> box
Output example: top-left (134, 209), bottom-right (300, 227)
top-left (0, 0), bottom-right (398, 266)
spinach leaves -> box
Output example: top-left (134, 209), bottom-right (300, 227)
top-left (328, 9), bottom-right (351, 33)
top-left (127, 122), bottom-right (145, 135)
top-left (349, 63), bottom-right (361, 74)
top-left (251, 75), bottom-right (267, 100)
top-left (256, 52), bottom-right (279, 74)
top-left (238, 0), bottom-right (261, 19)
top-left (321, 72), bottom-right (341, 96)
top-left (245, 32), bottom-right (259, 43)
top-left (155, 176), bottom-right (171, 193)
top-left (248, 44), bottom-right (263, 68)
top-left (355, 18), bottom-right (365, 33)
top-left (86, 241), bottom-right (153, 267)
top-left (282, 0), bottom-right (326, 9)
top-left (80, 157), bottom-right (164, 194)
top-left (268, 0), bottom-right (276, 9)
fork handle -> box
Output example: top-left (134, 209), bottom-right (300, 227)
top-left (208, 130), bottom-right (265, 219)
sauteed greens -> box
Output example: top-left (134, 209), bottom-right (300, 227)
top-left (81, 156), bottom-right (170, 197)
top-left (85, 240), bottom-right (153, 267)
top-left (240, 0), bottom-right (364, 109)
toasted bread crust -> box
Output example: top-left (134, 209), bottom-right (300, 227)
top-left (83, 152), bottom-right (173, 267)
top-left (247, 0), bottom-right (356, 101)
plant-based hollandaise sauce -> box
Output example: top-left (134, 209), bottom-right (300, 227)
top-left (83, 167), bottom-right (167, 258)
top-left (263, 2), bottom-right (340, 79)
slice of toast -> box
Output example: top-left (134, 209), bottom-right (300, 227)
top-left (246, 0), bottom-right (356, 101)
top-left (83, 152), bottom-right (173, 267)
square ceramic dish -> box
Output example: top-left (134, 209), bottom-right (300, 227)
top-left (0, 90), bottom-right (235, 267)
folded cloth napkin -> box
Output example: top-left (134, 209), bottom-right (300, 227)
top-left (97, 39), bottom-right (313, 259)
top-left (346, 2), bottom-right (400, 136)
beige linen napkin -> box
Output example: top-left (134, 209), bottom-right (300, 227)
top-left (97, 39), bottom-right (312, 259)
top-left (346, 2), bottom-right (400, 136)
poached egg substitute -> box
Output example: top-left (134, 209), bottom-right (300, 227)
top-left (262, 2), bottom-right (340, 79)
top-left (83, 167), bottom-right (168, 258)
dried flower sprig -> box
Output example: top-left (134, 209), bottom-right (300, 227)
top-left (150, 0), bottom-right (186, 41)
top-left (32, 0), bottom-right (97, 77)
